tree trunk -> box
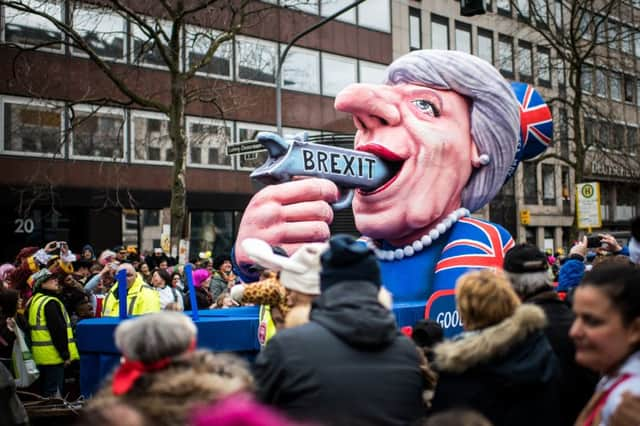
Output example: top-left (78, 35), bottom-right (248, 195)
top-left (169, 74), bottom-right (187, 254)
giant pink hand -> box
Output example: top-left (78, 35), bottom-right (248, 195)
top-left (234, 178), bottom-right (339, 275)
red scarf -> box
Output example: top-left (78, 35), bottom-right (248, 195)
top-left (112, 339), bottom-right (196, 395)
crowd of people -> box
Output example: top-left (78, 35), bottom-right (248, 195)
top-left (0, 217), bottom-right (639, 425)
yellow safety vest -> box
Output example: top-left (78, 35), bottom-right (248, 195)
top-left (102, 275), bottom-right (160, 317)
top-left (258, 304), bottom-right (277, 348)
top-left (28, 293), bottom-right (79, 365)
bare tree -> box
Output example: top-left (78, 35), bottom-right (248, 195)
top-left (508, 0), bottom-right (639, 186)
top-left (0, 0), bottom-right (272, 249)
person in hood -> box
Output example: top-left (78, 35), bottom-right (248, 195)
top-left (429, 269), bottom-right (561, 426)
top-left (253, 234), bottom-right (427, 426)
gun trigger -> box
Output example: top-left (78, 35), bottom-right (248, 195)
top-left (332, 189), bottom-right (354, 211)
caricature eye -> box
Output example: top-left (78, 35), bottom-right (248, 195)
top-left (411, 99), bottom-right (440, 117)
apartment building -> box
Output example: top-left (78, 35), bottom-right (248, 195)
top-left (392, 0), bottom-right (640, 251)
top-left (0, 0), bottom-right (392, 260)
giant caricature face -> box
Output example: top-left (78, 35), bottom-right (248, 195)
top-left (335, 83), bottom-right (480, 247)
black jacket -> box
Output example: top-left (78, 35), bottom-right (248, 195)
top-left (254, 281), bottom-right (426, 426)
top-left (430, 305), bottom-right (562, 426)
top-left (526, 291), bottom-right (598, 425)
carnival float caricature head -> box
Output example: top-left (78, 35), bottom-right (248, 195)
top-left (334, 50), bottom-right (520, 244)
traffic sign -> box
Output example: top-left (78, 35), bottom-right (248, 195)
top-left (576, 182), bottom-right (602, 229)
top-left (520, 210), bottom-right (531, 225)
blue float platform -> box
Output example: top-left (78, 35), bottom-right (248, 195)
top-left (76, 302), bottom-right (425, 397)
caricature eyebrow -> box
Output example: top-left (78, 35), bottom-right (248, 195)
top-left (404, 86), bottom-right (444, 114)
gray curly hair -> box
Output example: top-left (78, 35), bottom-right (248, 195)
top-left (386, 50), bottom-right (520, 212)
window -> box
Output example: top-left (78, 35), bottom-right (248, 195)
top-left (542, 164), bottom-right (555, 205)
top-left (187, 118), bottom-right (232, 168)
top-left (132, 112), bottom-right (172, 163)
top-left (613, 124), bottom-right (625, 151)
top-left (497, 0), bottom-right (511, 15)
top-left (2, 98), bottom-right (63, 155)
top-left (616, 185), bottom-right (638, 221)
top-left (627, 127), bottom-right (637, 156)
top-left (594, 15), bottom-right (606, 44)
top-left (532, 0), bottom-right (548, 26)
top-left (623, 75), bottom-right (635, 103)
top-left (537, 47), bottom-right (551, 86)
top-left (523, 162), bottom-right (538, 205)
top-left (281, 0), bottom-right (318, 14)
top-left (281, 46), bottom-right (320, 93)
top-left (320, 0), bottom-right (355, 24)
top-left (554, 1), bottom-right (563, 29)
top-left (578, 10), bottom-right (591, 40)
top-left (610, 72), bottom-right (622, 101)
top-left (636, 32), bottom-right (640, 58)
top-left (455, 22), bottom-right (472, 54)
top-left (477, 29), bottom-right (493, 64)
top-left (638, 79), bottom-right (640, 107)
top-left (430, 15), bottom-right (449, 50)
top-left (359, 61), bottom-right (387, 84)
top-left (518, 41), bottom-right (533, 82)
top-left (237, 123), bottom-right (275, 170)
top-left (131, 18), bottom-right (174, 68)
top-left (595, 68), bottom-right (607, 98)
top-left (498, 35), bottom-right (514, 77)
top-left (71, 6), bottom-right (126, 60)
top-left (185, 26), bottom-right (232, 78)
top-left (4, 0), bottom-right (63, 48)
top-left (409, 7), bottom-right (422, 50)
top-left (581, 64), bottom-right (593, 93)
top-left (358, 0), bottom-right (390, 32)
top-left (189, 211), bottom-right (236, 262)
top-left (70, 106), bottom-right (125, 160)
top-left (599, 122), bottom-right (611, 149)
top-left (608, 19), bottom-right (619, 50)
top-left (622, 26), bottom-right (634, 54)
top-left (584, 118), bottom-right (595, 147)
top-left (321, 53), bottom-right (357, 97)
top-left (517, 0), bottom-right (529, 19)
top-left (236, 37), bottom-right (277, 85)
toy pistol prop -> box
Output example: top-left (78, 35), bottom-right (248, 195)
top-left (250, 132), bottom-right (395, 210)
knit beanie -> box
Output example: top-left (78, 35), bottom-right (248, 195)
top-left (503, 243), bottom-right (548, 273)
top-left (192, 269), bottom-right (211, 288)
top-left (320, 234), bottom-right (381, 291)
top-left (115, 311), bottom-right (197, 363)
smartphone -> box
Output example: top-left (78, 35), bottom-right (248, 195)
top-left (586, 235), bottom-right (601, 248)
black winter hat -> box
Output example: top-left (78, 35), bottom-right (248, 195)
top-left (320, 234), bottom-right (381, 291)
top-left (503, 243), bottom-right (548, 273)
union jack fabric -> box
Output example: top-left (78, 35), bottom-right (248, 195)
top-left (432, 217), bottom-right (515, 292)
top-left (513, 82), bottom-right (553, 160)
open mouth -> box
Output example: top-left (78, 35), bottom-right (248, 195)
top-left (356, 143), bottom-right (405, 195)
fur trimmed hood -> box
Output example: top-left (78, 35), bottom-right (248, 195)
top-left (434, 304), bottom-right (548, 374)
top-left (88, 350), bottom-right (254, 426)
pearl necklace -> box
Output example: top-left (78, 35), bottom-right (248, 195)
top-left (366, 208), bottom-right (470, 261)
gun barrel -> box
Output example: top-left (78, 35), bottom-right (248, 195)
top-left (250, 133), bottom-right (393, 192)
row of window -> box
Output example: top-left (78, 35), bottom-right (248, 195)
top-left (584, 119), bottom-right (640, 154)
top-left (522, 161), bottom-right (572, 207)
top-left (409, 11), bottom-right (556, 88)
top-left (0, 96), bottom-right (331, 170)
top-left (1, 2), bottom-right (388, 96)
top-left (581, 66), bottom-right (640, 105)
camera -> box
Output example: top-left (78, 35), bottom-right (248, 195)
top-left (586, 235), bottom-right (601, 248)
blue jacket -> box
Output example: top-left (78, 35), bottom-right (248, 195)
top-left (557, 259), bottom-right (585, 292)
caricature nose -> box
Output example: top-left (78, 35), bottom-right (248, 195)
top-left (335, 84), bottom-right (401, 132)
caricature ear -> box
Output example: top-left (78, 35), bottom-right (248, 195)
top-left (470, 141), bottom-right (483, 169)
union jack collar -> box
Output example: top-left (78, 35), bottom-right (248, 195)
top-left (365, 208), bottom-right (470, 261)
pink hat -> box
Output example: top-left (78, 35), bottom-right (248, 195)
top-left (192, 269), bottom-right (211, 288)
